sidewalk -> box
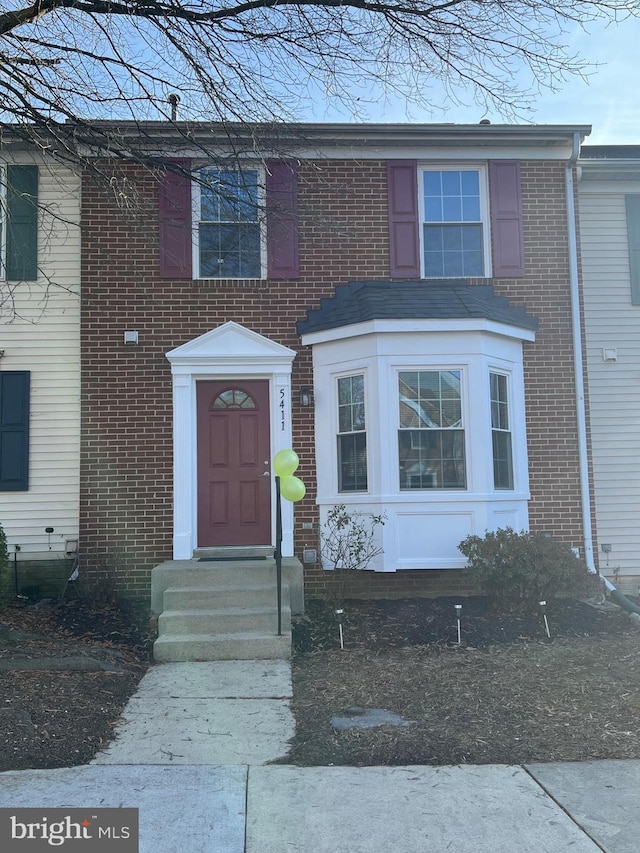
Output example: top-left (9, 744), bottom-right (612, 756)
top-left (1, 661), bottom-right (638, 852)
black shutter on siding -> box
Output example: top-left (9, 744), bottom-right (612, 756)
top-left (6, 165), bottom-right (38, 281)
top-left (0, 371), bottom-right (30, 491)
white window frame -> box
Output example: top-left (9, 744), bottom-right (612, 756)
top-left (334, 369), bottom-right (369, 494)
top-left (192, 165), bottom-right (267, 280)
top-left (418, 164), bottom-right (491, 279)
top-left (396, 366), bottom-right (467, 492)
top-left (489, 369), bottom-right (515, 491)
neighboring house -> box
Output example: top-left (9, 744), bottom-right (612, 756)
top-left (578, 146), bottom-right (640, 594)
top-left (79, 122), bottom-right (595, 599)
top-left (0, 144), bottom-right (81, 596)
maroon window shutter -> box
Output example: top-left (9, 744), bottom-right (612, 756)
top-left (159, 159), bottom-right (192, 279)
top-left (266, 160), bottom-right (299, 279)
top-left (489, 160), bottom-right (525, 278)
top-left (387, 160), bottom-right (420, 279)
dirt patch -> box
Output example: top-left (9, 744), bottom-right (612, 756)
top-left (0, 599), bottom-right (150, 772)
top-left (285, 596), bottom-right (640, 767)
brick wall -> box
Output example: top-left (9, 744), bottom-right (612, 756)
top-left (80, 157), bottom-right (591, 599)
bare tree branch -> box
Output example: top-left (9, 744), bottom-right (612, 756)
top-left (0, 0), bottom-right (636, 317)
top-left (2, 0), bottom-right (638, 143)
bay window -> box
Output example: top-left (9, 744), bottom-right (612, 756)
top-left (301, 283), bottom-right (535, 572)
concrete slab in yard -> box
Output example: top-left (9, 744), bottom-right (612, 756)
top-left (527, 760), bottom-right (640, 853)
top-left (246, 765), bottom-right (603, 853)
top-left (92, 698), bottom-right (293, 765)
top-left (331, 707), bottom-right (416, 730)
top-left (0, 765), bottom-right (246, 853)
top-left (138, 660), bottom-right (292, 699)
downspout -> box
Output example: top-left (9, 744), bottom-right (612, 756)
top-left (565, 132), bottom-right (599, 580)
top-left (566, 134), bottom-right (640, 615)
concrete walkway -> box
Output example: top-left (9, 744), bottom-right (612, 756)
top-left (92, 661), bottom-right (294, 766)
top-left (1, 661), bottom-right (639, 852)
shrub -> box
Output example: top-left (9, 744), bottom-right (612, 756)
top-left (320, 504), bottom-right (385, 607)
top-left (459, 527), bottom-right (591, 612)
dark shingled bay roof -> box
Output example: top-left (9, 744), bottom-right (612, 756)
top-left (297, 281), bottom-right (538, 336)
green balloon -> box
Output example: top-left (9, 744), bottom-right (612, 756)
top-left (273, 449), bottom-right (299, 477)
top-left (279, 475), bottom-right (306, 502)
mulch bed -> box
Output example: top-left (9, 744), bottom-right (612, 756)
top-left (285, 596), bottom-right (640, 767)
top-left (2, 593), bottom-right (639, 772)
top-left (0, 599), bottom-right (150, 772)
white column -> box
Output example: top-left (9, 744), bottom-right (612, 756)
top-left (273, 372), bottom-right (294, 556)
top-left (172, 373), bottom-right (194, 559)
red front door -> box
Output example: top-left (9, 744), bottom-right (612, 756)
top-left (197, 380), bottom-right (271, 547)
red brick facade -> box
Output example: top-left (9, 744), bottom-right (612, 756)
top-left (80, 146), bottom-right (593, 599)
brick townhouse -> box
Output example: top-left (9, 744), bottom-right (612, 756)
top-left (78, 122), bottom-right (595, 608)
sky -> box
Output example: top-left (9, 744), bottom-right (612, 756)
top-left (9, 3), bottom-right (636, 146)
top-left (306, 15), bottom-right (639, 146)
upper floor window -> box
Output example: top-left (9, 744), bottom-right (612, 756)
top-left (421, 167), bottom-right (488, 278)
top-left (398, 370), bottom-right (466, 490)
top-left (195, 168), bottom-right (262, 279)
top-left (337, 374), bottom-right (367, 492)
top-left (0, 165), bottom-right (38, 281)
top-left (159, 159), bottom-right (298, 281)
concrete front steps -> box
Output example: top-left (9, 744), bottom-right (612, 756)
top-left (151, 557), bottom-right (303, 662)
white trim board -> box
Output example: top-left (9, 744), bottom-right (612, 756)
top-left (166, 322), bottom-right (297, 559)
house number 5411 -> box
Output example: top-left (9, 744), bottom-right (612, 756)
top-left (280, 388), bottom-right (286, 431)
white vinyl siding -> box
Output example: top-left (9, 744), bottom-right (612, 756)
top-left (579, 181), bottom-right (640, 582)
top-left (0, 157), bottom-right (80, 557)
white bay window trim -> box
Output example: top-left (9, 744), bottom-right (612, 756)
top-left (490, 370), bottom-right (515, 491)
top-left (306, 320), bottom-right (533, 572)
top-left (336, 372), bottom-right (369, 493)
top-left (397, 367), bottom-right (467, 491)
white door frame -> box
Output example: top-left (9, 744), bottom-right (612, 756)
top-left (166, 322), bottom-right (297, 559)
